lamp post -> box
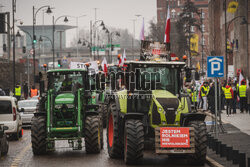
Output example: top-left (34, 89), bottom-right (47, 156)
top-left (32, 5), bottom-right (52, 84)
top-left (105, 30), bottom-right (120, 63)
top-left (52, 15), bottom-right (68, 69)
top-left (225, 15), bottom-right (246, 79)
top-left (92, 20), bottom-right (105, 60)
top-left (78, 38), bottom-right (92, 60)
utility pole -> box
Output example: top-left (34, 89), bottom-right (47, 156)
top-left (12, 0), bottom-right (16, 94)
top-left (132, 19), bottom-right (136, 60)
top-left (90, 20), bottom-right (93, 61)
top-left (246, 0), bottom-right (249, 79)
top-left (201, 9), bottom-right (204, 77)
top-left (6, 12), bottom-right (11, 63)
top-left (224, 0), bottom-right (228, 80)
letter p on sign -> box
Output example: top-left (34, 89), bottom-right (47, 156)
top-left (207, 56), bottom-right (224, 78)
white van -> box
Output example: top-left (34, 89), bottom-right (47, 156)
top-left (0, 96), bottom-right (22, 140)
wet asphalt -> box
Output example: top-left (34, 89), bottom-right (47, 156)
top-left (0, 129), bottom-right (210, 167)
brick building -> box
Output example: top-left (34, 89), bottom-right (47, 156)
top-left (157, 0), bottom-right (209, 70)
top-left (209, 0), bottom-right (250, 79)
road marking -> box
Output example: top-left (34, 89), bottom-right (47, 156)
top-left (10, 143), bottom-right (31, 167)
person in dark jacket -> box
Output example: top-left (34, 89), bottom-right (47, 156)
top-left (224, 83), bottom-right (234, 116)
top-left (208, 82), bottom-right (215, 114)
top-left (232, 82), bottom-right (237, 114)
top-left (23, 82), bottom-right (28, 99)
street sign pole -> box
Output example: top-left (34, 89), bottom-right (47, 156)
top-left (215, 78), bottom-right (218, 138)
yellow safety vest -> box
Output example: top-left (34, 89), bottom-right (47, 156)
top-left (239, 85), bottom-right (247, 97)
top-left (201, 86), bottom-right (209, 97)
top-left (224, 87), bottom-right (232, 99)
top-left (222, 86), bottom-right (225, 92)
top-left (191, 91), bottom-right (197, 102)
top-left (15, 86), bottom-right (21, 96)
top-left (187, 88), bottom-right (192, 94)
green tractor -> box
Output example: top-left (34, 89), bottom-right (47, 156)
top-left (31, 69), bottom-right (103, 155)
top-left (106, 60), bottom-right (207, 165)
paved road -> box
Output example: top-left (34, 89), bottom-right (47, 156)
top-left (0, 129), bottom-right (210, 167)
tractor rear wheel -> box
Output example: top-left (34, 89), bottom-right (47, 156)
top-left (188, 121), bottom-right (207, 165)
top-left (1, 133), bottom-right (9, 156)
top-left (31, 116), bottom-right (47, 155)
top-left (85, 115), bottom-right (102, 153)
top-left (107, 102), bottom-right (123, 158)
top-left (124, 119), bottom-right (144, 164)
top-left (102, 104), bottom-right (108, 128)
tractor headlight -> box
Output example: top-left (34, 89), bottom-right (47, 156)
top-left (55, 104), bottom-right (62, 109)
top-left (66, 104), bottom-right (74, 109)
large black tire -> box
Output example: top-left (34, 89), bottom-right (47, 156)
top-left (107, 102), bottom-right (123, 158)
top-left (124, 119), bottom-right (144, 164)
top-left (188, 121), bottom-right (207, 165)
top-left (31, 116), bottom-right (47, 155)
top-left (102, 104), bottom-right (108, 128)
top-left (85, 115), bottom-right (102, 153)
top-left (1, 133), bottom-right (9, 156)
top-left (12, 126), bottom-right (22, 140)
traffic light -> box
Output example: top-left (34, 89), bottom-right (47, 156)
top-left (33, 35), bottom-right (37, 44)
top-left (0, 13), bottom-right (6, 33)
top-left (57, 60), bottom-right (62, 68)
top-left (22, 46), bottom-right (26, 53)
top-left (3, 44), bottom-right (6, 52)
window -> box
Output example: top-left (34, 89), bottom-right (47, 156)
top-left (201, 24), bottom-right (205, 32)
top-left (190, 26), bottom-right (195, 32)
top-left (201, 12), bottom-right (205, 19)
top-left (171, 9), bottom-right (176, 18)
top-left (0, 101), bottom-right (12, 114)
top-left (202, 37), bottom-right (205, 45)
top-left (191, 12), bottom-right (194, 18)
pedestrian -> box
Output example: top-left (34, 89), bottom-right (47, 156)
top-left (30, 86), bottom-right (38, 98)
top-left (14, 83), bottom-right (21, 101)
top-left (239, 80), bottom-right (247, 113)
top-left (224, 83), bottom-right (233, 116)
top-left (201, 81), bottom-right (209, 111)
top-left (191, 86), bottom-right (198, 110)
top-left (0, 86), bottom-right (6, 96)
top-left (246, 81), bottom-right (250, 114)
top-left (207, 82), bottom-right (215, 114)
top-left (23, 82), bottom-right (28, 99)
top-left (231, 82), bottom-right (237, 114)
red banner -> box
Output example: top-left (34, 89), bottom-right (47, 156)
top-left (160, 127), bottom-right (190, 148)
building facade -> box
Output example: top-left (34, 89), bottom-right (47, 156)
top-left (209, 0), bottom-right (250, 79)
top-left (157, 0), bottom-right (209, 71)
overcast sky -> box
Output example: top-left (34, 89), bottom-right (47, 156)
top-left (0, 0), bottom-right (157, 46)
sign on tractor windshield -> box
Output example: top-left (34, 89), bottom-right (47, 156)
top-left (160, 127), bottom-right (190, 148)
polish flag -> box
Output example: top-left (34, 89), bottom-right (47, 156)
top-left (120, 49), bottom-right (127, 66)
top-left (164, 6), bottom-right (171, 43)
top-left (101, 57), bottom-right (108, 74)
top-left (140, 18), bottom-right (145, 41)
top-left (239, 72), bottom-right (244, 86)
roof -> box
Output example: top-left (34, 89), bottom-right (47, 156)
top-left (0, 96), bottom-right (16, 101)
top-left (125, 61), bottom-right (186, 65)
top-left (47, 69), bottom-right (87, 73)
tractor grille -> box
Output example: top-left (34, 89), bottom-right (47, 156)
top-left (152, 102), bottom-right (161, 125)
top-left (156, 98), bottom-right (179, 124)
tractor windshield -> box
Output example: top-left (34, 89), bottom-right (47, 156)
top-left (136, 66), bottom-right (179, 95)
top-left (48, 72), bottom-right (84, 92)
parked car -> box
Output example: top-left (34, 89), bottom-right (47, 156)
top-left (0, 124), bottom-right (9, 157)
top-left (18, 100), bottom-right (38, 126)
top-left (29, 95), bottom-right (39, 100)
top-left (0, 96), bottom-right (22, 140)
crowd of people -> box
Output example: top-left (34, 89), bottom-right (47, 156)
top-left (186, 78), bottom-right (250, 116)
top-left (0, 82), bottom-right (38, 100)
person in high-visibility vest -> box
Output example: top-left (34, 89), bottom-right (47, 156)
top-left (191, 87), bottom-right (198, 110)
top-left (201, 81), bottom-right (209, 111)
top-left (30, 86), bottom-right (38, 98)
top-left (224, 83), bottom-right (233, 116)
top-left (14, 84), bottom-right (21, 101)
top-left (239, 80), bottom-right (247, 113)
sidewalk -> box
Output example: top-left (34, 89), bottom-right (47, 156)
top-left (206, 109), bottom-right (250, 166)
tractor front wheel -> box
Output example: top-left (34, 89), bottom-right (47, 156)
top-left (31, 116), bottom-right (47, 155)
top-left (124, 119), bottom-right (144, 165)
top-left (188, 121), bottom-right (207, 165)
top-left (107, 103), bottom-right (123, 158)
top-left (85, 115), bottom-right (102, 153)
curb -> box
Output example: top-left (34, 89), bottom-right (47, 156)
top-left (206, 156), bottom-right (224, 167)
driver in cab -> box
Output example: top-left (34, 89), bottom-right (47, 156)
top-left (61, 75), bottom-right (72, 91)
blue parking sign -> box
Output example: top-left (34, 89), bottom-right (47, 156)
top-left (207, 56), bottom-right (224, 78)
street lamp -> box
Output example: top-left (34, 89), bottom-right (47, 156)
top-left (52, 15), bottom-right (68, 69)
top-left (105, 30), bottom-right (120, 63)
top-left (225, 16), bottom-right (246, 79)
top-left (33, 5), bottom-right (52, 85)
top-left (92, 20), bottom-right (106, 60)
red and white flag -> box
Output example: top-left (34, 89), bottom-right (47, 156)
top-left (101, 57), bottom-right (108, 74)
top-left (164, 6), bottom-right (171, 43)
top-left (140, 18), bottom-right (145, 41)
top-left (120, 49), bottom-right (127, 66)
top-left (239, 72), bottom-right (244, 86)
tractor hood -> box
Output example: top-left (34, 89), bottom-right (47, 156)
top-left (152, 90), bottom-right (179, 110)
top-left (55, 93), bottom-right (75, 105)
